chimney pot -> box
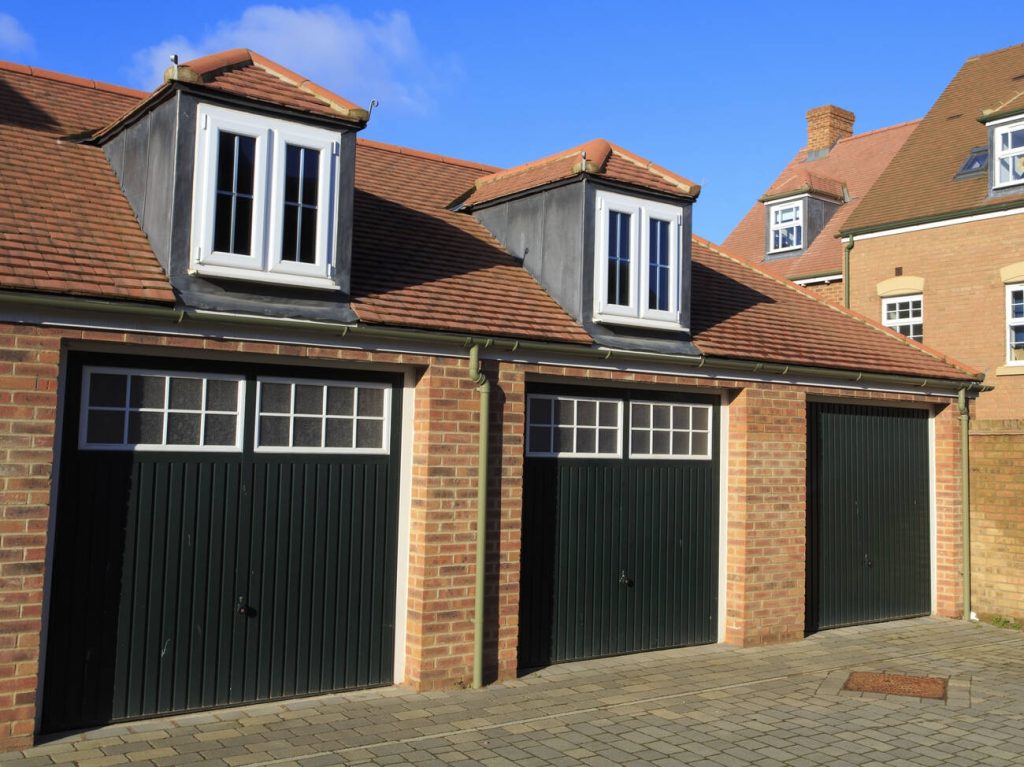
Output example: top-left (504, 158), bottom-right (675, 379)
top-left (806, 105), bottom-right (855, 152)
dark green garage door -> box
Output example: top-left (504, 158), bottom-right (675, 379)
top-left (518, 387), bottom-right (719, 670)
top-left (806, 403), bottom-right (930, 632)
top-left (42, 354), bottom-right (401, 733)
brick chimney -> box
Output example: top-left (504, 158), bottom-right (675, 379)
top-left (806, 105), bottom-right (855, 152)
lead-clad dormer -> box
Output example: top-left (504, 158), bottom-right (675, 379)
top-left (457, 139), bottom-right (701, 354)
top-left (93, 49), bottom-right (369, 321)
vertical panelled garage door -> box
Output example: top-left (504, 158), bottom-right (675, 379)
top-left (518, 386), bottom-right (719, 670)
top-left (42, 354), bottom-right (401, 733)
top-left (806, 403), bottom-right (930, 632)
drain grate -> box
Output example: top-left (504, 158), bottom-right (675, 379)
top-left (843, 671), bottom-right (947, 700)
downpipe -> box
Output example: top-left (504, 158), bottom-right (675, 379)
top-left (957, 388), bottom-right (973, 621)
top-left (467, 344), bottom-right (491, 688)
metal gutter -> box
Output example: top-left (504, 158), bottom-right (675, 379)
top-left (466, 344), bottom-right (490, 689)
top-left (0, 294), bottom-right (988, 394)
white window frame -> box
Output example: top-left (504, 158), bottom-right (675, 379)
top-left (767, 197), bottom-right (804, 254)
top-left (593, 189), bottom-right (683, 331)
top-left (1007, 283), bottom-right (1024, 365)
top-left (629, 400), bottom-right (713, 461)
top-left (525, 394), bottom-right (623, 458)
top-left (254, 377), bottom-right (391, 454)
top-left (190, 103), bottom-right (340, 290)
top-left (992, 117), bottom-right (1024, 190)
top-left (79, 367), bottom-right (245, 452)
top-left (881, 294), bottom-right (924, 342)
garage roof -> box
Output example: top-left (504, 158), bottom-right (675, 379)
top-left (0, 56), bottom-right (980, 382)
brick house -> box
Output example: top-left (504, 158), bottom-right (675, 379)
top-left (0, 50), bottom-right (983, 749)
top-left (839, 43), bottom-right (1024, 624)
top-left (724, 105), bottom-right (918, 305)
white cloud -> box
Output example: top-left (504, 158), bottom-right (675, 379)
top-left (130, 5), bottom-right (457, 115)
top-left (0, 13), bottom-right (34, 55)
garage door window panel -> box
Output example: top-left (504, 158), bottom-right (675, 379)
top-left (526, 395), bottom-right (621, 457)
top-left (256, 378), bottom-right (390, 453)
top-left (630, 401), bottom-right (712, 459)
top-left (80, 368), bottom-right (243, 451)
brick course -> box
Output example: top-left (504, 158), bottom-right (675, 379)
top-left (0, 321), bottom-right (967, 750)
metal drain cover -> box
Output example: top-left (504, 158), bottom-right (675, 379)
top-left (843, 671), bottom-right (947, 700)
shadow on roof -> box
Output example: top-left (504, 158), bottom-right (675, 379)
top-left (0, 77), bottom-right (57, 130)
top-left (351, 189), bottom-right (519, 296)
top-left (690, 259), bottom-right (776, 335)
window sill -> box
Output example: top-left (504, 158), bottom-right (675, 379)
top-left (191, 264), bottom-right (340, 291)
top-left (593, 312), bottom-right (686, 333)
top-left (996, 365), bottom-right (1024, 376)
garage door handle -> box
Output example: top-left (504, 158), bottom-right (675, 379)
top-left (864, 555), bottom-right (873, 568)
top-left (619, 570), bottom-right (634, 588)
top-left (237, 596), bottom-right (255, 617)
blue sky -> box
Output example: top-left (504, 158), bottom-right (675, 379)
top-left (1, 2), bottom-right (1020, 243)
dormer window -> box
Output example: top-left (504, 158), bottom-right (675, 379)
top-left (593, 189), bottom-right (683, 330)
top-left (768, 199), bottom-right (803, 254)
top-left (993, 120), bottom-right (1024, 189)
top-left (191, 103), bottom-right (340, 289)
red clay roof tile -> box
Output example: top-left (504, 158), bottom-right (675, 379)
top-left (174, 49), bottom-right (368, 122)
top-left (461, 139), bottom-right (700, 208)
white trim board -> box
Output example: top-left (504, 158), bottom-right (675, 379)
top-left (845, 204), bottom-right (1024, 241)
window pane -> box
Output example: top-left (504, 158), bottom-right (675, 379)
top-left (259, 415), bottom-right (289, 447)
top-left (1012, 289), bottom-right (1024, 319)
top-left (357, 387), bottom-right (385, 417)
top-left (299, 207), bottom-right (318, 263)
top-left (556, 399), bottom-right (575, 426)
top-left (599, 402), bottom-right (618, 426)
top-left (90, 373), bottom-right (127, 407)
top-left (649, 219), bottom-right (670, 311)
top-left (168, 377), bottom-right (202, 410)
top-left (281, 203), bottom-right (299, 262)
top-left (303, 148), bottom-right (320, 204)
top-left (127, 411), bottom-right (164, 444)
top-left (598, 428), bottom-right (618, 454)
top-left (632, 403), bottom-right (650, 428)
top-left (557, 425), bottom-right (574, 452)
top-left (326, 418), bottom-right (354, 448)
top-left (356, 419), bottom-right (383, 449)
top-left (216, 131), bottom-right (236, 193)
top-left (285, 144), bottom-right (301, 202)
top-left (530, 397), bottom-right (554, 425)
top-left (692, 407), bottom-right (709, 430)
top-left (652, 404), bottom-right (670, 428)
top-left (261, 382), bottom-right (291, 413)
top-left (576, 427), bottom-right (596, 454)
top-left (576, 400), bottom-right (596, 426)
top-left (293, 416), bottom-right (323, 447)
top-left (234, 196), bottom-right (253, 256)
top-left (652, 430), bottom-right (670, 454)
top-left (236, 135), bottom-right (256, 195)
top-left (294, 384), bottom-right (323, 415)
top-left (129, 375), bottom-right (165, 409)
top-left (631, 429), bottom-right (650, 455)
top-left (206, 379), bottom-right (238, 411)
top-left (203, 414), bottom-right (237, 446)
top-left (213, 132), bottom-right (255, 256)
top-left (167, 413), bottom-right (200, 445)
top-left (87, 410), bottom-right (125, 443)
top-left (691, 432), bottom-right (709, 456)
top-left (327, 386), bottom-right (355, 416)
top-left (673, 405), bottom-right (690, 430)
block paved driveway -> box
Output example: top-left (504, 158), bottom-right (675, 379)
top-left (6, 617), bottom-right (1024, 767)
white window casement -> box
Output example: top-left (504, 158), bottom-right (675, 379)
top-left (593, 190), bottom-right (683, 331)
top-left (629, 401), bottom-right (712, 460)
top-left (767, 198), bottom-right (804, 254)
top-left (191, 103), bottom-right (340, 290)
top-left (993, 119), bottom-right (1024, 190)
top-left (1007, 284), bottom-right (1024, 364)
top-left (882, 294), bottom-right (923, 342)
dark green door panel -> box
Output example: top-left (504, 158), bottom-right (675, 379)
top-left (518, 390), bottom-right (718, 670)
top-left (806, 403), bottom-right (930, 632)
top-left (43, 359), bottom-right (400, 733)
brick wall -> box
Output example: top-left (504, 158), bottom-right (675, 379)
top-left (849, 214), bottom-right (1024, 421)
top-left (806, 105), bottom-right (855, 152)
top-left (725, 385), bottom-right (807, 645)
top-left (0, 321), bottom-right (967, 749)
top-left (806, 280), bottom-right (844, 306)
top-left (970, 419), bottom-right (1024, 620)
